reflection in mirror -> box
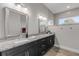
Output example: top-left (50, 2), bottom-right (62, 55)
top-left (5, 7), bottom-right (29, 38)
top-left (38, 15), bottom-right (48, 33)
top-left (20, 15), bottom-right (29, 38)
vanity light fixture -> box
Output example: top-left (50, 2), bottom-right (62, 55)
top-left (22, 7), bottom-right (30, 15)
top-left (43, 17), bottom-right (47, 20)
top-left (15, 4), bottom-right (22, 11)
top-left (17, 4), bottom-right (22, 8)
top-left (66, 6), bottom-right (70, 8)
top-left (23, 8), bottom-right (28, 13)
top-left (38, 15), bottom-right (43, 19)
top-left (38, 15), bottom-right (47, 20)
top-left (24, 8), bottom-right (28, 11)
top-left (15, 4), bottom-right (30, 15)
top-left (24, 7), bottom-right (31, 15)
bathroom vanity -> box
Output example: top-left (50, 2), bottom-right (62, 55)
top-left (0, 7), bottom-right (55, 56)
top-left (0, 34), bottom-right (55, 56)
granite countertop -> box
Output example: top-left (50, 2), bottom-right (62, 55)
top-left (0, 33), bottom-right (54, 52)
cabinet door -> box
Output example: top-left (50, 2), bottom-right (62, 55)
top-left (50, 35), bottom-right (55, 47)
top-left (46, 35), bottom-right (55, 48)
top-left (2, 44), bottom-right (27, 56)
top-left (28, 47), bottom-right (35, 56)
top-left (28, 45), bottom-right (39, 56)
top-left (38, 38), bottom-right (49, 56)
top-left (39, 45), bottom-right (47, 56)
top-left (14, 51), bottom-right (30, 56)
top-left (14, 50), bottom-right (25, 56)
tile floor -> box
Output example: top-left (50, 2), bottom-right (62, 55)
top-left (44, 46), bottom-right (79, 56)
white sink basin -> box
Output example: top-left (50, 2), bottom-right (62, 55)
top-left (14, 36), bottom-right (36, 44)
top-left (28, 36), bottom-right (37, 40)
top-left (14, 39), bottom-right (29, 44)
top-left (29, 36), bottom-right (36, 38)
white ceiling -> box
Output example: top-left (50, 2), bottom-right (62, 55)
top-left (44, 3), bottom-right (79, 14)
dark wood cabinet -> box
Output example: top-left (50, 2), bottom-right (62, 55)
top-left (28, 44), bottom-right (40, 56)
top-left (47, 35), bottom-right (55, 48)
top-left (0, 34), bottom-right (55, 56)
top-left (1, 44), bottom-right (28, 56)
top-left (50, 35), bottom-right (55, 47)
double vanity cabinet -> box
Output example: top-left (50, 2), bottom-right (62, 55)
top-left (0, 34), bottom-right (55, 56)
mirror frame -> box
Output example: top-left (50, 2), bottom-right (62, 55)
top-left (38, 18), bottom-right (47, 34)
top-left (4, 7), bottom-right (29, 38)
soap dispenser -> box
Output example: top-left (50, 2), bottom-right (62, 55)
top-left (21, 27), bottom-right (28, 38)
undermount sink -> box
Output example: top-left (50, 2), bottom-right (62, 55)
top-left (29, 36), bottom-right (36, 39)
top-left (14, 39), bottom-right (29, 44)
top-left (14, 36), bottom-right (36, 44)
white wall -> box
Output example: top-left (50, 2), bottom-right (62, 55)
top-left (24, 3), bottom-right (54, 35)
top-left (0, 3), bottom-right (54, 39)
top-left (53, 8), bottom-right (79, 53)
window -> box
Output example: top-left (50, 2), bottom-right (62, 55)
top-left (58, 16), bottom-right (79, 25)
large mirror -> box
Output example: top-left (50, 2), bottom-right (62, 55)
top-left (5, 7), bottom-right (29, 38)
top-left (38, 15), bottom-right (48, 33)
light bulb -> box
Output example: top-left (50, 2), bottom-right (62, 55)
top-left (24, 8), bottom-right (28, 11)
top-left (16, 4), bottom-right (22, 11)
top-left (17, 4), bottom-right (21, 8)
top-left (38, 16), bottom-right (43, 19)
top-left (43, 17), bottom-right (47, 20)
top-left (66, 6), bottom-right (70, 8)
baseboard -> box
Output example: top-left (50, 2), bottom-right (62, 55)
top-left (54, 44), bottom-right (79, 54)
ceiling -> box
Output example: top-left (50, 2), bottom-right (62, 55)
top-left (44, 3), bottom-right (79, 14)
